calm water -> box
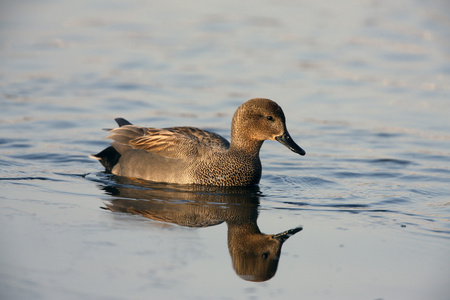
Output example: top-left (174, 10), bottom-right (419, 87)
top-left (1, 0), bottom-right (450, 299)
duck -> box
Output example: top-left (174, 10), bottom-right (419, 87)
top-left (90, 98), bottom-right (305, 186)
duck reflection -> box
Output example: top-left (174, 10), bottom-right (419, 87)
top-left (99, 176), bottom-right (302, 282)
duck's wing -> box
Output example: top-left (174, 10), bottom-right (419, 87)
top-left (107, 121), bottom-right (230, 159)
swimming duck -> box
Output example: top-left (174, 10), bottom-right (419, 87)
top-left (91, 98), bottom-right (305, 186)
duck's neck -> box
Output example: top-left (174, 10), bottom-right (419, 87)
top-left (229, 109), bottom-right (264, 156)
top-left (229, 135), bottom-right (264, 156)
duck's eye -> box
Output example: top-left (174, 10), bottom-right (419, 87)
top-left (266, 116), bottom-right (274, 121)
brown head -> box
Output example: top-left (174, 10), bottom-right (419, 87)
top-left (230, 98), bottom-right (306, 155)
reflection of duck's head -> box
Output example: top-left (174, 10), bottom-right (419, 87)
top-left (228, 223), bottom-right (302, 282)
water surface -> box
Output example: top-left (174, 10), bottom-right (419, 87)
top-left (1, 0), bottom-right (449, 299)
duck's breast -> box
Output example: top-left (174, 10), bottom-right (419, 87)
top-left (191, 151), bottom-right (262, 186)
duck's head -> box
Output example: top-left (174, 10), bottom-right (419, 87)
top-left (231, 98), bottom-right (306, 155)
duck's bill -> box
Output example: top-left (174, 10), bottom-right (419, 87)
top-left (276, 132), bottom-right (306, 156)
top-left (273, 226), bottom-right (303, 243)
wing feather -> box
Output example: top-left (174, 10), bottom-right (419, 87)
top-left (107, 123), bottom-right (229, 159)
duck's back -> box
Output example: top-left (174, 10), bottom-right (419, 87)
top-left (109, 124), bottom-right (230, 158)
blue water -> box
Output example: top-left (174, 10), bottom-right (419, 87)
top-left (1, 0), bottom-right (450, 299)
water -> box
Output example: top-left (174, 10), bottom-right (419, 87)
top-left (1, 0), bottom-right (449, 299)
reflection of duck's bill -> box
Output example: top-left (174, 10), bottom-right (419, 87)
top-left (275, 133), bottom-right (306, 156)
top-left (273, 226), bottom-right (303, 243)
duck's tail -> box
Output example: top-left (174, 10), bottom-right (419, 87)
top-left (90, 118), bottom-right (132, 172)
top-left (89, 146), bottom-right (121, 173)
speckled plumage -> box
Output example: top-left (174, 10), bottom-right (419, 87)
top-left (91, 98), bottom-right (305, 186)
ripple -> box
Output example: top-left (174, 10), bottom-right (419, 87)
top-left (403, 152), bottom-right (450, 162)
top-left (284, 201), bottom-right (371, 210)
top-left (334, 170), bottom-right (400, 179)
top-left (300, 176), bottom-right (337, 186)
top-left (8, 153), bottom-right (92, 164)
top-left (334, 171), bottom-right (362, 178)
top-left (0, 176), bottom-right (64, 182)
top-left (375, 132), bottom-right (404, 138)
top-left (0, 138), bottom-right (31, 148)
top-left (375, 197), bottom-right (411, 205)
top-left (400, 173), bottom-right (450, 183)
top-left (409, 188), bottom-right (442, 198)
top-left (368, 158), bottom-right (412, 165)
top-left (262, 174), bottom-right (336, 189)
top-left (279, 202), bottom-right (395, 215)
top-left (422, 168), bottom-right (450, 175)
top-left (367, 172), bottom-right (401, 178)
top-left (0, 158), bottom-right (25, 167)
